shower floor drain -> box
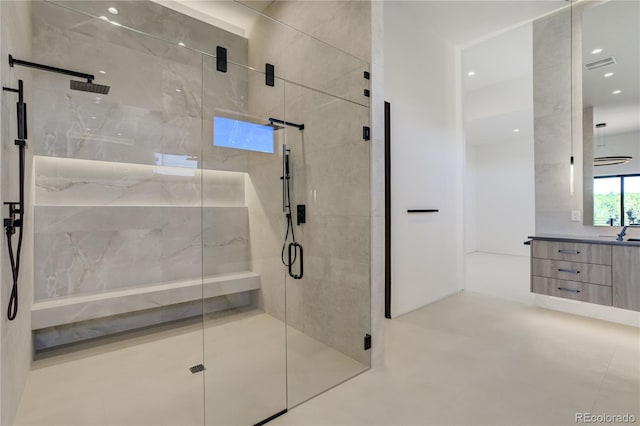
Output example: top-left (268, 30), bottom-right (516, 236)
top-left (189, 364), bottom-right (206, 374)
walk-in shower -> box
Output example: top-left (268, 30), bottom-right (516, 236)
top-left (0, 1), bottom-right (371, 424)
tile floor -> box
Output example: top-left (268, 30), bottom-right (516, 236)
top-left (13, 292), bottom-right (640, 425)
top-left (274, 291), bottom-right (640, 425)
top-left (14, 309), bottom-right (366, 426)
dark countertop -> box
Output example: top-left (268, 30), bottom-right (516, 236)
top-left (527, 234), bottom-right (640, 247)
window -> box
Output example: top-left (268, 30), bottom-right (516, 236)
top-left (213, 116), bottom-right (274, 154)
top-left (594, 174), bottom-right (640, 226)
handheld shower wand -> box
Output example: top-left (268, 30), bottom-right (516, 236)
top-left (280, 143), bottom-right (304, 279)
top-left (2, 79), bottom-right (27, 320)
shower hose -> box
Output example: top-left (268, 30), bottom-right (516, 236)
top-left (5, 139), bottom-right (26, 321)
top-left (281, 163), bottom-right (297, 268)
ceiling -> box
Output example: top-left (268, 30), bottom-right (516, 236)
top-left (387, 1), bottom-right (566, 47)
top-left (463, 23), bottom-right (534, 146)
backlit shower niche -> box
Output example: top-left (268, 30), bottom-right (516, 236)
top-left (7, 1), bottom-right (371, 425)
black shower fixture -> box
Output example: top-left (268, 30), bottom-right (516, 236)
top-left (9, 55), bottom-right (111, 94)
top-left (2, 79), bottom-right (27, 321)
top-left (268, 117), bottom-right (304, 131)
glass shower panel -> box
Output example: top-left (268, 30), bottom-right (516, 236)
top-left (201, 58), bottom-right (287, 425)
top-left (53, 0), bottom-right (371, 108)
top-left (283, 81), bottom-right (371, 407)
top-left (16, 2), bottom-right (206, 425)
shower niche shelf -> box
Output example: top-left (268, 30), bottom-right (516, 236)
top-left (31, 271), bottom-right (260, 330)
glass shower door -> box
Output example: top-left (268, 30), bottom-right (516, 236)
top-left (19, 2), bottom-right (207, 425)
top-left (283, 81), bottom-right (371, 407)
top-left (201, 57), bottom-right (287, 425)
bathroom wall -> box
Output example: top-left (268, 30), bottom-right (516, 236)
top-left (0, 2), bottom-right (33, 424)
top-left (29, 0), bottom-right (256, 348)
top-left (384, 2), bottom-right (463, 317)
top-left (246, 1), bottom-right (372, 366)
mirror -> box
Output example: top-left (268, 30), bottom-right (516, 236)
top-left (581, 0), bottom-right (640, 226)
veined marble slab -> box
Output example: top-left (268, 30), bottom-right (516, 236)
top-left (32, 271), bottom-right (260, 330)
top-left (34, 206), bottom-right (251, 299)
top-left (35, 156), bottom-right (246, 207)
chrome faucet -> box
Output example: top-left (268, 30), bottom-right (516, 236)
top-left (616, 225), bottom-right (638, 241)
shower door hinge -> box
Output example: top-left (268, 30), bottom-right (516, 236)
top-left (364, 71), bottom-right (370, 80)
top-left (266, 63), bottom-right (275, 87)
top-left (364, 89), bottom-right (370, 97)
top-left (216, 46), bottom-right (227, 73)
top-left (364, 334), bottom-right (372, 351)
top-left (189, 364), bottom-right (206, 374)
top-left (363, 126), bottom-right (370, 141)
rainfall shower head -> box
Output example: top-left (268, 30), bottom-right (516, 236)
top-left (9, 55), bottom-right (110, 95)
top-left (267, 117), bottom-right (304, 131)
top-left (70, 80), bottom-right (110, 95)
top-left (265, 121), bottom-right (285, 131)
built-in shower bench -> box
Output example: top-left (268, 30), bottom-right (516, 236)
top-left (31, 271), bottom-right (260, 330)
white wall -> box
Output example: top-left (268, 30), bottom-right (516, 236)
top-left (384, 2), bottom-right (463, 317)
top-left (467, 141), bottom-right (535, 256)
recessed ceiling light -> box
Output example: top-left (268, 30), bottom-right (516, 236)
top-left (591, 48), bottom-right (603, 54)
top-left (108, 7), bottom-right (119, 15)
top-left (99, 70), bottom-right (106, 75)
top-left (467, 71), bottom-right (476, 76)
top-left (91, 116), bottom-right (97, 120)
top-left (513, 128), bottom-right (520, 133)
top-left (99, 16), bottom-right (109, 21)
top-left (604, 72), bottom-right (614, 78)
top-left (117, 133), bottom-right (122, 136)
top-left (612, 90), bottom-right (622, 94)
top-left (175, 89), bottom-right (182, 92)
top-left (178, 42), bottom-right (186, 47)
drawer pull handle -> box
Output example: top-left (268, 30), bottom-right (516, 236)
top-left (558, 287), bottom-right (581, 293)
top-left (558, 249), bottom-right (580, 255)
top-left (558, 268), bottom-right (580, 274)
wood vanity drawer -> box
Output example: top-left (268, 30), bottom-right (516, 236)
top-left (532, 241), bottom-right (611, 265)
top-left (531, 259), bottom-right (611, 286)
top-left (532, 277), bottom-right (612, 305)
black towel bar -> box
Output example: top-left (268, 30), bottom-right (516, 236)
top-left (407, 209), bottom-right (439, 213)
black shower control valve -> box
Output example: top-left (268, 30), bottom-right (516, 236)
top-left (363, 126), bottom-right (370, 141)
top-left (4, 218), bottom-right (15, 235)
top-left (296, 205), bottom-right (306, 225)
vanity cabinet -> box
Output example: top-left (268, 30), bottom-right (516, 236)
top-left (612, 246), bottom-right (640, 311)
top-left (530, 238), bottom-right (640, 312)
top-left (531, 240), bottom-right (612, 305)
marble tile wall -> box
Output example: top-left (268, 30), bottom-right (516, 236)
top-left (247, 1), bottom-right (370, 107)
top-left (1, 1), bottom-right (33, 425)
top-left (246, 8), bottom-right (372, 370)
top-left (34, 206), bottom-right (249, 300)
top-left (30, 1), bottom-right (256, 345)
top-left (35, 156), bottom-right (246, 207)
